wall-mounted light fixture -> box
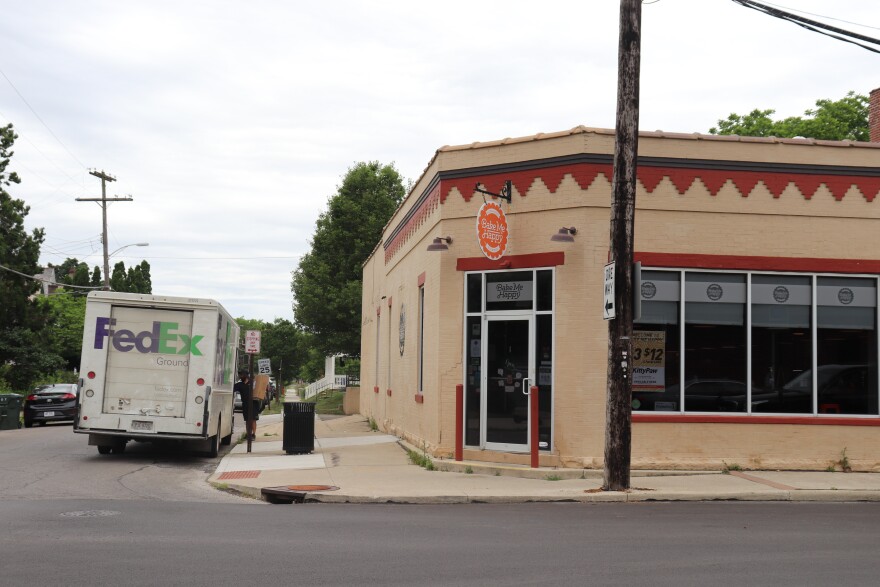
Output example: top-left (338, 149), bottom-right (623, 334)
top-left (550, 227), bottom-right (577, 243)
top-left (427, 236), bottom-right (453, 251)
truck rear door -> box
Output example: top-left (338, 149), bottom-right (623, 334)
top-left (102, 306), bottom-right (195, 419)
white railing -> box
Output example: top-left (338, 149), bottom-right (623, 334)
top-left (303, 375), bottom-right (348, 400)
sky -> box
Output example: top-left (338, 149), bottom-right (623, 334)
top-left (2, 0), bottom-right (877, 322)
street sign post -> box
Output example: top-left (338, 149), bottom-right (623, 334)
top-left (604, 262), bottom-right (616, 320)
top-left (245, 330), bottom-right (261, 354)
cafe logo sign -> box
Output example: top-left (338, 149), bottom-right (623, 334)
top-left (477, 201), bottom-right (509, 260)
top-left (773, 286), bottom-right (790, 303)
top-left (706, 284), bottom-right (724, 301)
top-left (838, 288), bottom-right (854, 305)
top-left (641, 281), bottom-right (657, 300)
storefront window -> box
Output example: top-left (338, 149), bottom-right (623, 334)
top-left (536, 314), bottom-right (552, 449)
top-left (465, 315), bottom-right (482, 446)
top-left (684, 273), bottom-right (747, 412)
top-left (633, 271), bottom-right (681, 412)
top-left (485, 271), bottom-right (533, 311)
top-left (817, 277), bottom-right (878, 415)
top-left (467, 274), bottom-right (482, 313)
top-left (751, 275), bottom-right (812, 413)
top-left (536, 270), bottom-right (553, 312)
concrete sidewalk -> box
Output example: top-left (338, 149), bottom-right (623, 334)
top-left (208, 410), bottom-right (880, 504)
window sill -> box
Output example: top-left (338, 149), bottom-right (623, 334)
top-left (633, 413), bottom-right (880, 426)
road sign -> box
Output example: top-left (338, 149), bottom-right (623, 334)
top-left (604, 262), bottom-right (615, 320)
top-left (257, 358), bottom-right (271, 374)
top-left (245, 330), bottom-right (261, 354)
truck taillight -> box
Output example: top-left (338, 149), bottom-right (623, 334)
top-left (87, 371), bottom-right (96, 379)
top-left (197, 378), bottom-right (205, 386)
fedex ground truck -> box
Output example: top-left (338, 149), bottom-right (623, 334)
top-left (75, 292), bottom-right (239, 457)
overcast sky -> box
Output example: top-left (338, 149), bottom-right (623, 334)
top-left (2, 0), bottom-right (877, 322)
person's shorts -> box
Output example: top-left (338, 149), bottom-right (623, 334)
top-left (242, 399), bottom-right (261, 421)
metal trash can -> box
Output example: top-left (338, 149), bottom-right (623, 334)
top-left (0, 394), bottom-right (23, 430)
top-left (283, 401), bottom-right (315, 454)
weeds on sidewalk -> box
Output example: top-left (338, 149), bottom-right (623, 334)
top-left (368, 417), bottom-right (379, 432)
top-left (544, 474), bottom-right (562, 481)
top-left (405, 446), bottom-right (435, 471)
top-left (721, 462), bottom-right (743, 474)
top-left (832, 448), bottom-right (853, 473)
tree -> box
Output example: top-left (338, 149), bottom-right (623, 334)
top-left (709, 91), bottom-right (869, 141)
top-left (36, 291), bottom-right (87, 369)
top-left (0, 123), bottom-right (64, 390)
top-left (292, 161), bottom-right (405, 356)
top-left (91, 266), bottom-right (102, 287)
top-left (110, 261), bottom-right (127, 292)
top-left (0, 123), bottom-right (44, 328)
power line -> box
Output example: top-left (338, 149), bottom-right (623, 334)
top-left (0, 69), bottom-right (88, 169)
top-left (0, 262), bottom-right (102, 290)
top-left (732, 0), bottom-right (880, 53)
top-left (760, 2), bottom-right (880, 32)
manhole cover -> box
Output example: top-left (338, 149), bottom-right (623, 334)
top-left (286, 485), bottom-right (338, 492)
top-left (60, 510), bottom-right (121, 518)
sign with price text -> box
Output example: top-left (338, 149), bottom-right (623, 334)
top-left (632, 330), bottom-right (665, 392)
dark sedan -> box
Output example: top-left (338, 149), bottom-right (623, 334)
top-left (23, 383), bottom-right (78, 427)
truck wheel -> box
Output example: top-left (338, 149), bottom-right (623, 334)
top-left (221, 419), bottom-right (232, 446)
top-left (97, 445), bottom-right (112, 455)
top-left (206, 430), bottom-right (220, 458)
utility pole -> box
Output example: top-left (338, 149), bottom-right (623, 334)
top-left (603, 0), bottom-right (642, 492)
top-left (76, 170), bottom-right (133, 290)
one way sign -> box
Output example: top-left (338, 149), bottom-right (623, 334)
top-left (603, 262), bottom-right (615, 320)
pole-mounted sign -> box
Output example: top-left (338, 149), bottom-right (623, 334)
top-left (603, 262), bottom-right (616, 320)
top-left (245, 330), bottom-right (261, 354)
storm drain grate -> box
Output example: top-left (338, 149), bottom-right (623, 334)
top-left (217, 470), bottom-right (261, 480)
top-left (261, 485), bottom-right (339, 504)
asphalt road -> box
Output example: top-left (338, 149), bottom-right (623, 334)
top-left (2, 500), bottom-right (879, 586)
top-left (0, 414), bottom-right (251, 502)
top-left (4, 417), bottom-right (880, 586)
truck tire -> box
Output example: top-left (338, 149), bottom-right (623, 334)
top-left (221, 419), bottom-right (233, 446)
top-left (97, 445), bottom-right (112, 455)
top-left (206, 430), bottom-right (220, 458)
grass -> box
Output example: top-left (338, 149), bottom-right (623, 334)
top-left (368, 417), bottom-right (379, 431)
top-left (405, 446), bottom-right (435, 471)
top-left (721, 462), bottom-right (743, 474)
top-left (544, 474), bottom-right (562, 481)
top-left (299, 390), bottom-right (345, 415)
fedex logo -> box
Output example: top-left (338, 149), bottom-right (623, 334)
top-left (94, 317), bottom-right (204, 355)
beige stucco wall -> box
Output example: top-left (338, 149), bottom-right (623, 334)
top-left (361, 127), bottom-right (880, 471)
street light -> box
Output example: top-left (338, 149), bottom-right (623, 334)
top-left (104, 243), bottom-right (149, 289)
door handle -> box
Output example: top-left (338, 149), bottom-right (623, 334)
top-left (522, 377), bottom-right (533, 395)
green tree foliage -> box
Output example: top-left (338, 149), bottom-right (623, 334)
top-left (292, 161), bottom-right (405, 356)
top-left (0, 123), bottom-right (45, 328)
top-left (709, 91), bottom-right (869, 141)
top-left (234, 317), bottom-right (311, 383)
top-left (110, 261), bottom-right (127, 292)
top-left (91, 266), bottom-right (101, 287)
top-left (0, 123), bottom-right (64, 390)
top-left (35, 291), bottom-right (87, 369)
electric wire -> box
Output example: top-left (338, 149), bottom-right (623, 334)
top-left (732, 0), bottom-right (880, 53)
top-left (759, 1), bottom-right (880, 32)
top-left (0, 262), bottom-right (103, 290)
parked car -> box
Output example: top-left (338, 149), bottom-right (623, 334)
top-left (23, 383), bottom-right (79, 427)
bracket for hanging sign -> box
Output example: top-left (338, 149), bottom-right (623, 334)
top-left (474, 180), bottom-right (512, 204)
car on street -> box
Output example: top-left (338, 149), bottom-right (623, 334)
top-left (23, 383), bottom-right (79, 427)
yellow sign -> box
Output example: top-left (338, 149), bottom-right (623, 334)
top-left (633, 330), bottom-right (665, 392)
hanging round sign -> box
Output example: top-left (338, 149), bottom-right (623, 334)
top-left (476, 201), bottom-right (509, 260)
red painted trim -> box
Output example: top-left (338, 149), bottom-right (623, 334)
top-left (417, 272), bottom-right (426, 287)
top-left (529, 386), bottom-right (539, 468)
top-left (386, 388), bottom-right (392, 396)
top-left (455, 384), bottom-right (464, 462)
top-left (633, 414), bottom-right (880, 426)
top-left (414, 393), bottom-right (424, 404)
top-left (636, 252), bottom-right (880, 275)
top-left (373, 386), bottom-right (379, 394)
top-left (387, 296), bottom-right (392, 308)
top-left (456, 252), bottom-right (565, 272)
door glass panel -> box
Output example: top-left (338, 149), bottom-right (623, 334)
top-left (467, 274), bottom-right (482, 314)
top-left (465, 316), bottom-right (482, 446)
top-left (536, 270), bottom-right (553, 311)
top-left (486, 320), bottom-right (529, 445)
top-left (536, 314), bottom-right (552, 450)
top-left (486, 271), bottom-right (533, 311)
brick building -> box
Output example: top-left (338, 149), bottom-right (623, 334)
top-left (359, 93), bottom-right (880, 470)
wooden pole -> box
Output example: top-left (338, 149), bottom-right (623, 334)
top-left (603, 0), bottom-right (642, 492)
top-left (247, 353), bottom-right (254, 453)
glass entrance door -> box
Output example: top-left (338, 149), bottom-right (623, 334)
top-left (482, 315), bottom-right (535, 451)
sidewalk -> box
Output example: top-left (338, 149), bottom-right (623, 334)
top-left (209, 407), bottom-right (880, 504)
